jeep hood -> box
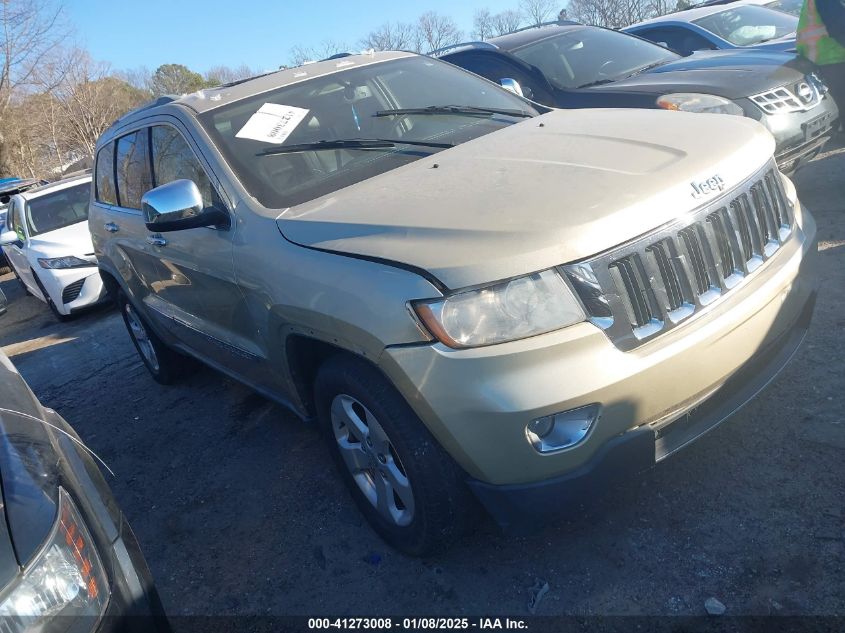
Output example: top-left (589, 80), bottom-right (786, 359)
top-left (277, 108), bottom-right (774, 290)
top-left (594, 49), bottom-right (810, 100)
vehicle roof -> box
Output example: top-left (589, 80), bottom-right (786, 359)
top-left (487, 23), bottom-right (586, 51)
top-left (0, 178), bottom-right (42, 195)
top-left (103, 50), bottom-right (415, 138)
top-left (19, 173), bottom-right (91, 200)
top-left (629, 2), bottom-right (782, 26)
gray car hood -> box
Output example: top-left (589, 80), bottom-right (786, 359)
top-left (277, 108), bottom-right (774, 290)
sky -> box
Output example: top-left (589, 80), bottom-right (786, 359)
top-left (65, 0), bottom-right (526, 74)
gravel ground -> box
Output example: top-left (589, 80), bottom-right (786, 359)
top-left (0, 139), bottom-right (843, 620)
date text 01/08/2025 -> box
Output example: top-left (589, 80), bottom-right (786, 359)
top-left (307, 618), bottom-right (529, 630)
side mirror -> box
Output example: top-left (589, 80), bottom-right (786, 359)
top-left (0, 230), bottom-right (19, 246)
top-left (500, 78), bottom-right (525, 97)
top-left (141, 179), bottom-right (230, 233)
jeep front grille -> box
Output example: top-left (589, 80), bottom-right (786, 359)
top-left (62, 278), bottom-right (86, 304)
top-left (750, 76), bottom-right (822, 114)
top-left (564, 162), bottom-right (793, 351)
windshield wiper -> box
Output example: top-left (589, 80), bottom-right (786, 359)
top-left (257, 138), bottom-right (455, 156)
top-left (374, 105), bottom-right (534, 119)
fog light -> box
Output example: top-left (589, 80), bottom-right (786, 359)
top-left (526, 404), bottom-right (600, 453)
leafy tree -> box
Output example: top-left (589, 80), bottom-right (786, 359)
top-left (150, 63), bottom-right (207, 96)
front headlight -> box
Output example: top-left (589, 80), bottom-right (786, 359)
top-left (37, 256), bottom-right (95, 270)
top-left (656, 93), bottom-right (744, 116)
top-left (0, 488), bottom-right (108, 629)
top-left (413, 269), bottom-right (585, 348)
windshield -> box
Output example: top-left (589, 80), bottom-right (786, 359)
top-left (25, 182), bottom-right (91, 237)
top-left (199, 57), bottom-right (537, 209)
top-left (510, 27), bottom-right (678, 90)
top-left (693, 6), bottom-right (797, 45)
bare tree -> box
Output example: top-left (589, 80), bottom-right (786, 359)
top-left (360, 21), bottom-right (419, 52)
top-left (288, 40), bottom-right (350, 66)
top-left (490, 10), bottom-right (525, 35)
top-left (519, 0), bottom-right (559, 25)
top-left (417, 11), bottom-right (463, 52)
top-left (204, 64), bottom-right (258, 86)
top-left (568, 0), bottom-right (651, 27)
top-left (118, 66), bottom-right (153, 94)
top-left (473, 8), bottom-right (494, 40)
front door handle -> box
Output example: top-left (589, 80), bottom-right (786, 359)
top-left (104, 222), bottom-right (119, 233)
top-left (146, 235), bottom-right (167, 247)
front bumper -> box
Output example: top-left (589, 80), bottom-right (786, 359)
top-left (380, 204), bottom-right (818, 489)
top-left (754, 94), bottom-right (839, 174)
top-left (469, 289), bottom-right (815, 531)
top-left (41, 267), bottom-right (109, 315)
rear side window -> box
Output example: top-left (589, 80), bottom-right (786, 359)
top-left (95, 143), bottom-right (117, 205)
top-left (115, 131), bottom-right (152, 210)
top-left (150, 125), bottom-right (216, 208)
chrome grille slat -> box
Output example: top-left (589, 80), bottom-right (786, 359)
top-left (564, 162), bottom-right (794, 351)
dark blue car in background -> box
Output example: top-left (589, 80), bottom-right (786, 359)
top-left (436, 22), bottom-right (838, 173)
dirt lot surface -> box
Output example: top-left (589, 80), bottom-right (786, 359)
top-left (1, 140), bottom-right (843, 620)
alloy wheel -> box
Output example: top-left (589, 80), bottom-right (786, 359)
top-left (124, 304), bottom-right (160, 373)
top-left (330, 394), bottom-right (415, 526)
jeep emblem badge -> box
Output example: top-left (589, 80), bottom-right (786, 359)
top-left (796, 82), bottom-right (814, 103)
top-left (690, 175), bottom-right (726, 199)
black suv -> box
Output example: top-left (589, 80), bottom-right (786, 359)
top-left (436, 23), bottom-right (839, 173)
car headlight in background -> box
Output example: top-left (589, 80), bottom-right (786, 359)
top-left (656, 93), bottom-right (744, 116)
top-left (413, 269), bottom-right (585, 348)
top-left (0, 488), bottom-right (108, 629)
top-left (37, 256), bottom-right (95, 269)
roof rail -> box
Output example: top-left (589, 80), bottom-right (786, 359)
top-left (429, 41), bottom-right (499, 57)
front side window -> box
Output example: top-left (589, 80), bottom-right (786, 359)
top-left (199, 56), bottom-right (538, 209)
top-left (25, 182), bottom-right (91, 237)
top-left (637, 26), bottom-right (717, 54)
top-left (150, 126), bottom-right (216, 208)
top-left (95, 143), bottom-right (117, 205)
top-left (115, 131), bottom-right (152, 210)
top-left (693, 6), bottom-right (797, 45)
top-left (512, 27), bottom-right (679, 90)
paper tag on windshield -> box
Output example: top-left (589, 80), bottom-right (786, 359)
top-left (235, 103), bottom-right (310, 144)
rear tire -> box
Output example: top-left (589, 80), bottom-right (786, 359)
top-left (314, 354), bottom-right (477, 556)
top-left (118, 291), bottom-right (189, 385)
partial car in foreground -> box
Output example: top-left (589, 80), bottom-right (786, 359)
top-left (90, 52), bottom-right (816, 555)
top-left (0, 350), bottom-right (168, 631)
top-left (0, 173), bottom-right (109, 321)
top-left (436, 23), bottom-right (838, 173)
top-left (624, 3), bottom-right (798, 54)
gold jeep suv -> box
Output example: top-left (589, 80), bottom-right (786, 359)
top-left (88, 52), bottom-right (817, 555)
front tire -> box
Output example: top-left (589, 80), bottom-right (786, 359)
top-left (118, 291), bottom-right (188, 385)
top-left (314, 354), bottom-right (477, 556)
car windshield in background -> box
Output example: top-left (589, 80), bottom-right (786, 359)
top-left (199, 56), bottom-right (537, 209)
top-left (693, 6), bottom-right (797, 45)
top-left (510, 28), bottom-right (679, 90)
top-left (765, 0), bottom-right (803, 16)
top-left (25, 183), bottom-right (91, 237)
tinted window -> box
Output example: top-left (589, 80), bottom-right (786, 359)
top-left (25, 182), bottom-right (91, 237)
top-left (116, 131), bottom-right (152, 210)
top-left (445, 52), bottom-right (554, 106)
top-left (636, 26), bottom-right (717, 54)
top-left (150, 126), bottom-right (216, 208)
top-left (95, 143), bottom-right (117, 205)
top-left (692, 6), bottom-right (797, 45)
top-left (511, 27), bottom-right (678, 90)
top-left (199, 56), bottom-right (537, 209)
